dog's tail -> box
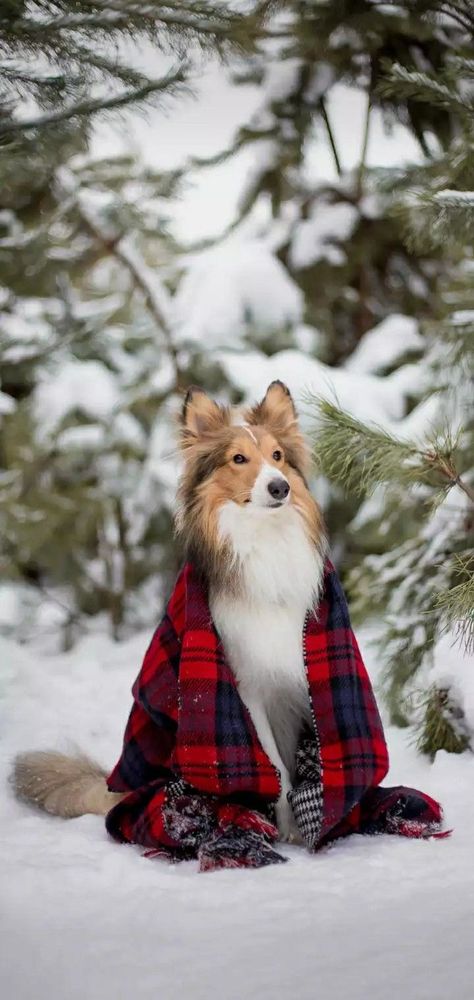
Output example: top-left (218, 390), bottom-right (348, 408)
top-left (11, 751), bottom-right (126, 818)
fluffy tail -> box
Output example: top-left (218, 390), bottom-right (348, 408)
top-left (11, 751), bottom-right (126, 818)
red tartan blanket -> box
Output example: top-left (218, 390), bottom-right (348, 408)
top-left (106, 561), bottom-right (445, 871)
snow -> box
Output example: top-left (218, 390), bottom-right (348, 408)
top-left (34, 360), bottom-right (120, 438)
top-left (0, 297), bottom-right (59, 364)
top-left (115, 237), bottom-right (174, 330)
top-left (112, 412), bottom-right (146, 450)
top-left (429, 632), bottom-right (474, 734)
top-left (218, 347), bottom-right (427, 428)
top-left (174, 239), bottom-right (303, 347)
top-left (289, 200), bottom-right (359, 269)
top-left (57, 413), bottom-right (146, 454)
top-left (1, 310), bottom-right (52, 347)
top-left (395, 393), bottom-right (443, 442)
top-left (434, 190), bottom-right (474, 205)
top-left (90, 53), bottom-right (263, 245)
top-left (345, 314), bottom-right (424, 374)
top-left (350, 485), bottom-right (388, 531)
top-left (265, 59), bottom-right (303, 103)
top-left (293, 324), bottom-right (324, 355)
top-left (452, 310), bottom-right (474, 325)
top-left (0, 390), bottom-right (15, 415)
top-left (57, 423), bottom-right (105, 451)
top-left (305, 63), bottom-right (335, 103)
top-left (1, 628), bottom-right (474, 1000)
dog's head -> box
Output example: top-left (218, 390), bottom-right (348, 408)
top-left (176, 381), bottom-right (324, 581)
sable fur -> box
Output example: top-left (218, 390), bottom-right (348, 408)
top-left (246, 380), bottom-right (311, 479)
top-left (176, 381), bottom-right (325, 590)
top-left (12, 751), bottom-right (124, 818)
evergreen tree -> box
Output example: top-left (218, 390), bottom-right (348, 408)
top-left (179, 0), bottom-right (472, 566)
top-left (0, 1), bottom-right (260, 141)
top-left (192, 0), bottom-right (465, 361)
top-left (2, 0), bottom-right (472, 658)
top-left (0, 145), bottom-right (232, 647)
top-left (310, 14), bottom-right (474, 755)
top-left (0, 1), bottom-right (267, 645)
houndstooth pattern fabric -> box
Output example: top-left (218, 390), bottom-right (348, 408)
top-left (289, 735), bottom-right (324, 850)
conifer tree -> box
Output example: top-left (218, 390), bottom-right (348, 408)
top-left (0, 1), bottom-right (267, 645)
top-left (310, 10), bottom-right (474, 755)
top-left (2, 0), bottom-right (473, 658)
top-left (192, 0), bottom-right (465, 362)
top-left (0, 146), bottom-right (228, 647)
top-left (0, 1), bottom-right (260, 142)
top-left (183, 0), bottom-right (471, 562)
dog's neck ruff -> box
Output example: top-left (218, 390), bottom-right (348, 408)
top-left (216, 500), bottom-right (325, 608)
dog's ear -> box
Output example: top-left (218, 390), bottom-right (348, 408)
top-left (180, 386), bottom-right (229, 447)
top-left (247, 381), bottom-right (297, 432)
top-left (247, 381), bottom-right (310, 475)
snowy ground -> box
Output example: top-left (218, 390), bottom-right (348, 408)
top-left (1, 627), bottom-right (473, 1000)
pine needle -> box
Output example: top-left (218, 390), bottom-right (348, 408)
top-left (417, 686), bottom-right (471, 759)
top-left (435, 555), bottom-right (474, 654)
top-left (309, 397), bottom-right (457, 498)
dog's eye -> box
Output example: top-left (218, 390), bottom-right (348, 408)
top-left (272, 450), bottom-right (282, 462)
top-left (233, 454), bottom-right (247, 464)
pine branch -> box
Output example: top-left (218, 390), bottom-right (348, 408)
top-left (356, 86), bottom-right (372, 199)
top-left (417, 686), bottom-right (471, 758)
top-left (377, 63), bottom-right (473, 116)
top-left (3, 2), bottom-right (262, 53)
top-left (451, 56), bottom-right (474, 78)
top-left (0, 67), bottom-right (187, 136)
top-left (72, 197), bottom-right (182, 390)
top-left (434, 189), bottom-right (474, 208)
top-left (0, 1), bottom-right (265, 142)
top-left (71, 47), bottom-right (152, 87)
top-left (398, 186), bottom-right (474, 250)
top-left (367, 0), bottom-right (474, 33)
top-left (310, 398), bottom-right (469, 498)
top-left (319, 96), bottom-right (342, 177)
top-left (116, 239), bottom-right (180, 380)
top-left (188, 126), bottom-right (277, 170)
top-left (435, 555), bottom-right (474, 653)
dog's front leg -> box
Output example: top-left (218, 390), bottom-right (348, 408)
top-left (241, 696), bottom-right (297, 842)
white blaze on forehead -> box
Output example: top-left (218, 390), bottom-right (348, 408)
top-left (242, 425), bottom-right (258, 446)
top-left (231, 410), bottom-right (259, 446)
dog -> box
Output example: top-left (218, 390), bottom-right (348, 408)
top-left (13, 381), bottom-right (327, 842)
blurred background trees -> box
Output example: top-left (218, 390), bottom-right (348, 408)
top-left (0, 1), bottom-right (472, 753)
top-left (0, 0), bottom-right (262, 641)
top-left (310, 19), bottom-right (474, 755)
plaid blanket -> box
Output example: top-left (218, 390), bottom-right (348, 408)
top-left (106, 561), bottom-right (445, 871)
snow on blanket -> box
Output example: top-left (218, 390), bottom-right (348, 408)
top-left (1, 630), bottom-right (474, 1000)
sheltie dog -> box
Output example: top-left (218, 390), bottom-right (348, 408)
top-left (13, 381), bottom-right (327, 841)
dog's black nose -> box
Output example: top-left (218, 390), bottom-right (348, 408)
top-left (267, 478), bottom-right (290, 501)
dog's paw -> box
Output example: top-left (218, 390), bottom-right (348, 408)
top-left (286, 828), bottom-right (305, 846)
top-left (275, 796), bottom-right (303, 845)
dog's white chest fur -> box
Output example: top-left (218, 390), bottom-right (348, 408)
top-left (210, 595), bottom-right (310, 776)
top-left (210, 503), bottom-right (323, 786)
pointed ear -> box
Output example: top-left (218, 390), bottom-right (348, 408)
top-left (247, 381), bottom-right (311, 475)
top-left (247, 381), bottom-right (297, 432)
top-left (180, 386), bottom-right (229, 447)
